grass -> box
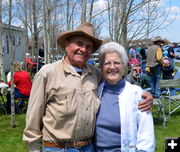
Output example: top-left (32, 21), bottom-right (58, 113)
top-left (0, 114), bottom-right (28, 152)
top-left (175, 62), bottom-right (180, 67)
top-left (153, 108), bottom-right (180, 152)
top-left (0, 108), bottom-right (180, 152)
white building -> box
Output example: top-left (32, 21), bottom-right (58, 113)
top-left (1, 23), bottom-right (27, 73)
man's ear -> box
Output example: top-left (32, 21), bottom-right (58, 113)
top-left (64, 40), bottom-right (69, 49)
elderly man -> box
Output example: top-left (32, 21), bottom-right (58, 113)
top-left (23, 22), bottom-right (153, 152)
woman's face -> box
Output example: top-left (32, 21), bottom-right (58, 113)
top-left (102, 52), bottom-right (125, 85)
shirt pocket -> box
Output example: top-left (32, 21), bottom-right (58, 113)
top-left (49, 88), bottom-right (76, 116)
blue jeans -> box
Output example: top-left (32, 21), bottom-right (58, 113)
top-left (141, 60), bottom-right (146, 74)
top-left (42, 144), bottom-right (95, 152)
top-left (6, 88), bottom-right (29, 114)
top-left (95, 146), bottom-right (121, 152)
top-left (150, 64), bottom-right (161, 96)
top-left (169, 58), bottom-right (175, 70)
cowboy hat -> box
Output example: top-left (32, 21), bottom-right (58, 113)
top-left (152, 36), bottom-right (165, 43)
top-left (57, 22), bottom-right (103, 52)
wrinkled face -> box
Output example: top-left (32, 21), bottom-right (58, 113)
top-left (102, 52), bottom-right (124, 85)
top-left (64, 36), bottom-right (93, 68)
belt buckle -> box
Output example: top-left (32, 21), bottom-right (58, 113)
top-left (73, 140), bottom-right (81, 149)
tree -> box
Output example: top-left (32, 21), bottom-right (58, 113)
top-left (106, 0), bottom-right (172, 50)
top-left (0, 0), bottom-right (6, 81)
top-left (2, 0), bottom-right (174, 61)
top-left (7, 0), bottom-right (16, 128)
top-left (32, 0), bottom-right (38, 56)
top-left (81, 0), bottom-right (87, 23)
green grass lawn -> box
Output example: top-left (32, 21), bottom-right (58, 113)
top-left (0, 114), bottom-right (28, 152)
top-left (175, 62), bottom-right (180, 67)
top-left (153, 109), bottom-right (180, 151)
top-left (0, 109), bottom-right (180, 152)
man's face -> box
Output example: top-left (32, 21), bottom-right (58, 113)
top-left (64, 36), bottom-right (93, 68)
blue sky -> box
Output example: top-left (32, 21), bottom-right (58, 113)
top-left (3, 0), bottom-right (179, 43)
top-left (158, 0), bottom-right (180, 42)
top-left (95, 0), bottom-right (180, 43)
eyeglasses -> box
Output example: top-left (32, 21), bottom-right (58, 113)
top-left (103, 61), bottom-right (123, 68)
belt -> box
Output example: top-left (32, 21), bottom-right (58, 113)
top-left (44, 139), bottom-right (92, 148)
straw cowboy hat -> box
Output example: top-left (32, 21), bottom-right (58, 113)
top-left (57, 22), bottom-right (103, 52)
top-left (152, 36), bottom-right (165, 43)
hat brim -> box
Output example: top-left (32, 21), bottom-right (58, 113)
top-left (152, 39), bottom-right (165, 43)
top-left (57, 30), bottom-right (102, 52)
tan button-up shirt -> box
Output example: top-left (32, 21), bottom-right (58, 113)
top-left (23, 59), bottom-right (101, 151)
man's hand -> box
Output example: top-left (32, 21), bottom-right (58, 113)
top-left (138, 91), bottom-right (153, 112)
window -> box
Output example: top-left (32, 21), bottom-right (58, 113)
top-left (2, 34), bottom-right (6, 52)
top-left (18, 37), bottom-right (21, 46)
top-left (6, 34), bottom-right (9, 53)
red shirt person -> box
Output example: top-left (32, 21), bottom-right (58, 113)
top-left (7, 70), bottom-right (32, 96)
top-left (25, 53), bottom-right (38, 72)
top-left (6, 61), bottom-right (32, 113)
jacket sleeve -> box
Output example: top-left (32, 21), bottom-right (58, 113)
top-left (156, 47), bottom-right (163, 64)
top-left (133, 86), bottom-right (155, 152)
top-left (136, 106), bottom-right (155, 152)
top-left (23, 72), bottom-right (47, 151)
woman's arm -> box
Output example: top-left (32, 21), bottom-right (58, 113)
top-left (136, 110), bottom-right (155, 152)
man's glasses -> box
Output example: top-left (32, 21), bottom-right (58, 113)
top-left (103, 61), bottom-right (123, 68)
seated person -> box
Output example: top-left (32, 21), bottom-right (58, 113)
top-left (128, 54), bottom-right (139, 66)
top-left (6, 61), bottom-right (32, 114)
top-left (127, 55), bottom-right (141, 84)
top-left (162, 58), bottom-right (174, 80)
top-left (140, 67), bottom-right (151, 89)
top-left (161, 58), bottom-right (176, 95)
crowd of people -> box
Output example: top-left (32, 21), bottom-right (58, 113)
top-left (127, 37), bottom-right (179, 98)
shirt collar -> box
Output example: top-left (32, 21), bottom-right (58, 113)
top-left (61, 57), bottom-right (93, 76)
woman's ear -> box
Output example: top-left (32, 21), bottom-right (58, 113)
top-left (122, 64), bottom-right (127, 75)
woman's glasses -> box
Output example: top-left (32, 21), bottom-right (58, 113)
top-left (103, 61), bottom-right (123, 68)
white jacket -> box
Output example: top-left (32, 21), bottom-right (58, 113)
top-left (98, 81), bottom-right (155, 152)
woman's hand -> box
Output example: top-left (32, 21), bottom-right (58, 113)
top-left (138, 91), bottom-right (153, 112)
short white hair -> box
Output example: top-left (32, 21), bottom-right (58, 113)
top-left (98, 42), bottom-right (128, 66)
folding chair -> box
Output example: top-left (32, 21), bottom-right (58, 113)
top-left (153, 97), bottom-right (166, 127)
top-left (0, 92), bottom-right (7, 115)
top-left (15, 98), bottom-right (29, 113)
top-left (159, 79), bottom-right (180, 119)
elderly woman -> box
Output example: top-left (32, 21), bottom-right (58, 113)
top-left (95, 42), bottom-right (155, 152)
